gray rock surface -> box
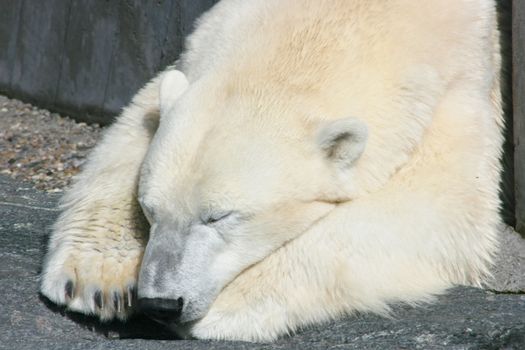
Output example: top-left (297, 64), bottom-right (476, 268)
top-left (1, 175), bottom-right (524, 349)
top-left (486, 226), bottom-right (525, 293)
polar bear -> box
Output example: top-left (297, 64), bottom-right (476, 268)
top-left (40, 0), bottom-right (504, 342)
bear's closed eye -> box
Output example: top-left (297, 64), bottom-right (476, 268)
top-left (203, 211), bottom-right (234, 225)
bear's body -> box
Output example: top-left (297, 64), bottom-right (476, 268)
top-left (41, 0), bottom-right (503, 342)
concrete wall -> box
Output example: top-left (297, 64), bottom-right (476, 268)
top-left (0, 0), bottom-right (218, 124)
top-left (513, 0), bottom-right (525, 235)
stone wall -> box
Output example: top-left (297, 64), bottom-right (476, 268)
top-left (0, 0), bottom-right (218, 124)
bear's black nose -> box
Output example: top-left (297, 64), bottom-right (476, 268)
top-left (138, 297), bottom-right (183, 324)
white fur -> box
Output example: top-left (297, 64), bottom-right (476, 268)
top-left (41, 0), bottom-right (503, 342)
top-left (159, 69), bottom-right (189, 115)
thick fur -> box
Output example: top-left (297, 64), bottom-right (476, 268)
top-left (40, 0), bottom-right (503, 342)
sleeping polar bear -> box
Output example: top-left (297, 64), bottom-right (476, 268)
top-left (40, 0), bottom-right (504, 342)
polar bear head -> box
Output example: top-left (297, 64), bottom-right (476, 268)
top-left (136, 70), bottom-right (368, 324)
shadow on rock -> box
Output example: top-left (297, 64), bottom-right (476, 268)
top-left (38, 293), bottom-right (180, 340)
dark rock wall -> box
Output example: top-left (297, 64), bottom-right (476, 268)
top-left (0, 0), bottom-right (218, 125)
top-left (513, 0), bottom-right (525, 234)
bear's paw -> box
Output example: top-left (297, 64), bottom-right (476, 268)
top-left (40, 202), bottom-right (148, 321)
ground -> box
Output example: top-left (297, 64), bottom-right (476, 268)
top-left (0, 95), bottom-right (524, 348)
top-left (0, 95), bottom-right (101, 192)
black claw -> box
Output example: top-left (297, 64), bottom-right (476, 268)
top-left (65, 280), bottom-right (74, 300)
top-left (94, 290), bottom-right (103, 309)
top-left (113, 291), bottom-right (121, 312)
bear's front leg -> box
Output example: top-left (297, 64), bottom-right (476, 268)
top-left (41, 193), bottom-right (148, 320)
top-left (40, 73), bottom-right (168, 320)
top-left (184, 196), bottom-right (455, 342)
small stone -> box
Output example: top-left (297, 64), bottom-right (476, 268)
top-left (104, 330), bottom-right (121, 339)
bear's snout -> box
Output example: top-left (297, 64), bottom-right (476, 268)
top-left (138, 297), bottom-right (184, 325)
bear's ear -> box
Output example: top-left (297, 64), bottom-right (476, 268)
top-left (159, 69), bottom-right (189, 114)
top-left (317, 117), bottom-right (368, 168)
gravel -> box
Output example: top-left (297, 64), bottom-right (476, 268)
top-left (0, 95), bottom-right (103, 192)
